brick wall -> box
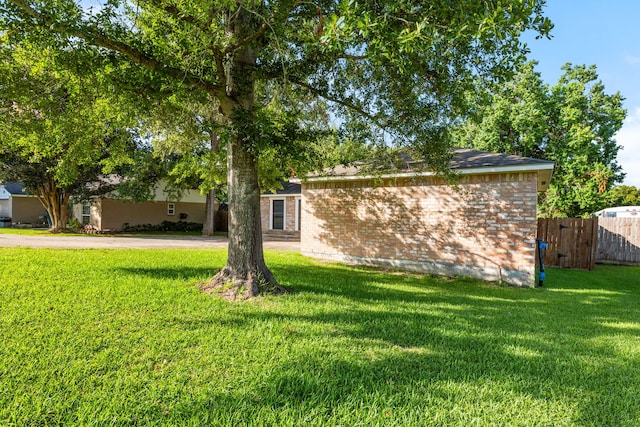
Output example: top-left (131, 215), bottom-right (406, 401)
top-left (301, 172), bottom-right (539, 286)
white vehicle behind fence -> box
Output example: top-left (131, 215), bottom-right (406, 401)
top-left (593, 206), bottom-right (640, 218)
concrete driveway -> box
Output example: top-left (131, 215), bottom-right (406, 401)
top-left (0, 233), bottom-right (300, 251)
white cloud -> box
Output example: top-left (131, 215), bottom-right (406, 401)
top-left (616, 107), bottom-right (640, 188)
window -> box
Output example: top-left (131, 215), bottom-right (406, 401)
top-left (295, 198), bottom-right (301, 231)
top-left (167, 203), bottom-right (175, 216)
top-left (271, 199), bottom-right (285, 230)
top-left (81, 201), bottom-right (91, 225)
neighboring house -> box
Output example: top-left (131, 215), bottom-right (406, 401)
top-left (80, 179), bottom-right (304, 234)
top-left (72, 182), bottom-right (209, 231)
top-left (0, 182), bottom-right (48, 227)
top-left (260, 182), bottom-right (302, 239)
top-left (295, 148), bottom-right (555, 287)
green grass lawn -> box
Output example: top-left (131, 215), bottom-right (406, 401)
top-left (0, 228), bottom-right (209, 237)
top-left (0, 228), bottom-right (52, 236)
top-left (1, 248), bottom-right (639, 426)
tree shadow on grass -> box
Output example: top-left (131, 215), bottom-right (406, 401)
top-left (117, 267), bottom-right (218, 281)
top-left (271, 258), bottom-right (548, 305)
top-left (208, 263), bottom-right (640, 425)
top-left (166, 307), bottom-right (640, 425)
top-left (116, 261), bottom-right (640, 425)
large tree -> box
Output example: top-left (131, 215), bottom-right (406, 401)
top-left (0, 41), bottom-right (147, 230)
top-left (1, 0), bottom-right (551, 297)
top-left (607, 185), bottom-right (640, 207)
top-left (456, 62), bottom-right (626, 218)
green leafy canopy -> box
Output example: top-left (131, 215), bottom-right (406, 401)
top-left (1, 0), bottom-right (552, 168)
top-left (0, 40), bottom-right (163, 229)
top-left (455, 61), bottom-right (626, 218)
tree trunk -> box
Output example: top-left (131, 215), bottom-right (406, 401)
top-left (35, 181), bottom-right (69, 232)
top-left (202, 188), bottom-right (216, 237)
top-left (200, 6), bottom-right (283, 299)
top-left (202, 135), bottom-right (281, 299)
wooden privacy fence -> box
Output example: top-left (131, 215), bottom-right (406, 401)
top-left (536, 218), bottom-right (598, 270)
top-left (597, 218), bottom-right (640, 265)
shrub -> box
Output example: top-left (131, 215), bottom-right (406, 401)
top-left (122, 221), bottom-right (203, 233)
top-left (66, 218), bottom-right (81, 229)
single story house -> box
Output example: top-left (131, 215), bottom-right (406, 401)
top-left (79, 180), bottom-right (303, 234)
top-left (72, 182), bottom-right (209, 231)
top-left (1, 176), bottom-right (302, 234)
top-left (260, 181), bottom-right (302, 239)
top-left (295, 148), bottom-right (554, 287)
top-left (0, 182), bottom-right (48, 227)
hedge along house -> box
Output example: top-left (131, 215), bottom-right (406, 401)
top-left (260, 181), bottom-right (302, 239)
top-left (296, 148), bottom-right (554, 287)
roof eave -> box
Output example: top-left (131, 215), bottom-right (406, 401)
top-left (296, 163), bottom-right (554, 181)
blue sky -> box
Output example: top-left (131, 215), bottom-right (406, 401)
top-left (521, 1), bottom-right (640, 187)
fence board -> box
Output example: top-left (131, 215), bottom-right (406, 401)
top-left (597, 218), bottom-right (640, 265)
top-left (537, 218), bottom-right (598, 270)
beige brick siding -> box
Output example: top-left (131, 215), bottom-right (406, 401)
top-left (301, 172), bottom-right (539, 286)
top-left (260, 195), bottom-right (301, 238)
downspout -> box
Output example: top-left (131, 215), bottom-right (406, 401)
top-left (535, 237), bottom-right (547, 287)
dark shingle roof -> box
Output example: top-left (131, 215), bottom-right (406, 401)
top-left (1, 182), bottom-right (29, 195)
top-left (449, 148), bottom-right (554, 169)
top-left (306, 148), bottom-right (554, 178)
top-left (262, 181), bottom-right (301, 196)
top-left (297, 148), bottom-right (555, 192)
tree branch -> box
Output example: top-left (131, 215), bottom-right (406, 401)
top-left (144, 0), bottom-right (210, 34)
top-left (83, 28), bottom-right (223, 93)
top-left (288, 77), bottom-right (384, 127)
top-left (150, 1), bottom-right (198, 25)
top-left (7, 0), bottom-right (229, 101)
top-left (214, 50), bottom-right (226, 89)
top-left (224, 20), bottom-right (270, 54)
top-left (339, 54), bottom-right (367, 61)
top-left (223, 0), bottom-right (302, 54)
